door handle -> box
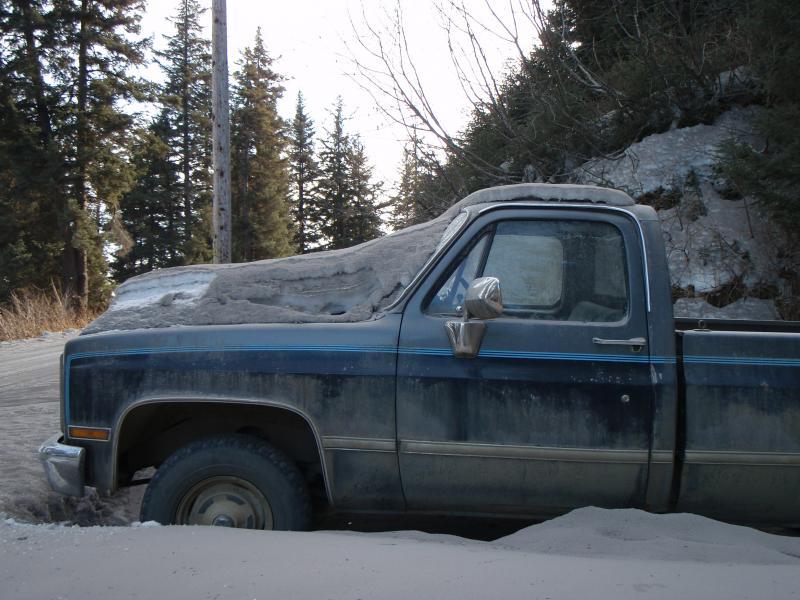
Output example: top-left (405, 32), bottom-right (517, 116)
top-left (592, 337), bottom-right (647, 352)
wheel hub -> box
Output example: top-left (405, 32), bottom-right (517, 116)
top-left (176, 476), bottom-right (274, 529)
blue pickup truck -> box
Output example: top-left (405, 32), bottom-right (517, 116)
top-left (40, 184), bottom-right (800, 530)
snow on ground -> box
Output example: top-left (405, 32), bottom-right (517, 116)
top-left (1, 507), bottom-right (799, 600)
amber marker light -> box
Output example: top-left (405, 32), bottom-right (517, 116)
top-left (68, 426), bottom-right (111, 441)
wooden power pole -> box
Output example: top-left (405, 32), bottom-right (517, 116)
top-left (211, 0), bottom-right (231, 263)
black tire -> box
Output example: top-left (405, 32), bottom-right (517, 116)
top-left (140, 434), bottom-right (311, 530)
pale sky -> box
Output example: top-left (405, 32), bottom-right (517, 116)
top-left (138, 0), bottom-right (539, 190)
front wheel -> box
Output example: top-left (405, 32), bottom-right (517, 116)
top-left (140, 434), bottom-right (311, 530)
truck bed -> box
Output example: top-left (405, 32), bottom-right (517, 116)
top-left (673, 320), bottom-right (800, 524)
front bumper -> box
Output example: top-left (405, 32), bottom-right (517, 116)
top-left (39, 434), bottom-right (85, 497)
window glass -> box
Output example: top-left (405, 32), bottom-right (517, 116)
top-left (483, 222), bottom-right (563, 307)
top-left (427, 234), bottom-right (489, 315)
top-left (426, 219), bottom-right (629, 322)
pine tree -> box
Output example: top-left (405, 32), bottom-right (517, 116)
top-left (346, 138), bottom-right (382, 244)
top-left (288, 92), bottom-right (322, 253)
top-left (0, 0), bottom-right (145, 309)
top-left (389, 133), bottom-right (451, 229)
top-left (0, 0), bottom-right (66, 301)
top-left (317, 98), bottom-right (382, 249)
top-left (317, 98), bottom-right (352, 250)
top-left (111, 115), bottom-right (181, 281)
top-left (156, 0), bottom-right (212, 264)
top-left (230, 28), bottom-right (293, 262)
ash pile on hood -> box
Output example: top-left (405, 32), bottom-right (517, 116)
top-left (83, 184), bottom-right (632, 335)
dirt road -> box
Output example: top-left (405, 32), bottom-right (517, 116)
top-left (0, 332), bottom-right (72, 408)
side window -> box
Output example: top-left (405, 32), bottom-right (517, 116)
top-left (426, 219), bottom-right (629, 322)
top-left (427, 234), bottom-right (489, 315)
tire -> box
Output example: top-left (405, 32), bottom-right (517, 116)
top-left (140, 434), bottom-right (311, 530)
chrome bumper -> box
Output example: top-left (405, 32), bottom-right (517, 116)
top-left (39, 434), bottom-right (85, 497)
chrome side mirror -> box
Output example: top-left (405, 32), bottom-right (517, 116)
top-left (464, 276), bottom-right (503, 321)
top-left (445, 277), bottom-right (503, 358)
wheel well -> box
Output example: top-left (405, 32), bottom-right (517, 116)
top-left (116, 401), bottom-right (329, 506)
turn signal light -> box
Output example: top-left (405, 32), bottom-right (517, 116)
top-left (68, 426), bottom-right (110, 441)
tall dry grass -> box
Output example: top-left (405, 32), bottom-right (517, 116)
top-left (0, 286), bottom-right (95, 342)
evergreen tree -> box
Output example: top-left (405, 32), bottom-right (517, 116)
top-left (230, 28), bottom-right (293, 262)
top-left (346, 138), bottom-right (382, 244)
top-left (389, 132), bottom-right (447, 229)
top-left (317, 98), bottom-right (352, 250)
top-left (0, 0), bottom-right (146, 309)
top-left (288, 92), bottom-right (322, 253)
top-left (67, 0), bottom-right (147, 308)
top-left (155, 0), bottom-right (212, 264)
top-left (0, 0), bottom-right (66, 301)
top-left (317, 98), bottom-right (382, 249)
top-left (111, 115), bottom-right (181, 281)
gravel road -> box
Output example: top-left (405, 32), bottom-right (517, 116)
top-left (0, 332), bottom-right (72, 408)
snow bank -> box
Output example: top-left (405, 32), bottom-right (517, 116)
top-left (84, 184), bottom-right (633, 334)
top-left (1, 508), bottom-right (798, 600)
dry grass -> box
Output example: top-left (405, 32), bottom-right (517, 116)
top-left (0, 286), bottom-right (95, 342)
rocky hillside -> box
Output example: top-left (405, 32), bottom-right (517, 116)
top-left (578, 107), bottom-right (796, 321)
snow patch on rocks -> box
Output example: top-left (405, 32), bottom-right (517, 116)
top-left (675, 297), bottom-right (780, 321)
top-left (577, 107), bottom-right (761, 196)
top-left (661, 182), bottom-right (784, 294)
top-left (577, 106), bottom-right (790, 319)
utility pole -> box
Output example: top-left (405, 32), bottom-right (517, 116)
top-left (211, 0), bottom-right (231, 263)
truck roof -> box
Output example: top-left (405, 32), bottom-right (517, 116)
top-left (453, 183), bottom-right (636, 207)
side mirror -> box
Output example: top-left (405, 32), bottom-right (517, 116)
top-left (463, 276), bottom-right (503, 321)
top-left (445, 277), bottom-right (503, 359)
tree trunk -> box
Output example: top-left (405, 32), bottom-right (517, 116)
top-left (65, 0), bottom-right (90, 312)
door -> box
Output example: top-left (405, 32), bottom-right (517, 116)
top-left (397, 208), bottom-right (654, 516)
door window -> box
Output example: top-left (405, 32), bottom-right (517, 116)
top-left (426, 219), bottom-right (629, 322)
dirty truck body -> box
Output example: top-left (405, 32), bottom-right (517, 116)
top-left (41, 184), bottom-right (800, 527)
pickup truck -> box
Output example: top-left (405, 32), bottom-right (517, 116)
top-left (40, 183), bottom-right (800, 530)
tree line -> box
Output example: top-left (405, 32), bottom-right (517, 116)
top-left (365, 0), bottom-right (800, 236)
top-left (0, 0), bottom-right (383, 311)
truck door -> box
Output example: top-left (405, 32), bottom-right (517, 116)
top-left (396, 207), bottom-right (654, 515)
